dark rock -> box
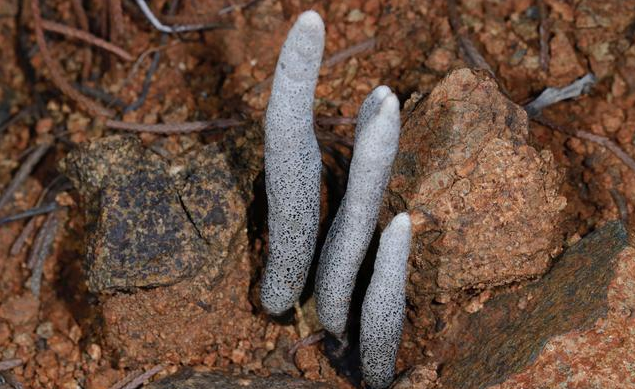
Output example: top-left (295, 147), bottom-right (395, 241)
top-left (59, 135), bottom-right (241, 293)
top-left (436, 221), bottom-right (630, 389)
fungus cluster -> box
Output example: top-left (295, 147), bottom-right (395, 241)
top-left (260, 11), bottom-right (412, 389)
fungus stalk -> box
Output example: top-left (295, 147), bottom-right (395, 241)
top-left (260, 11), bottom-right (325, 315)
top-left (360, 213), bottom-right (412, 389)
top-left (315, 86), bottom-right (401, 338)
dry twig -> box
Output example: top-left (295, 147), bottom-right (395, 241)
top-left (447, 0), bottom-right (495, 76)
top-left (253, 37), bottom-right (376, 94)
top-left (324, 38), bottom-right (376, 67)
top-left (10, 176), bottom-right (68, 256)
top-left (109, 0), bottom-right (125, 43)
top-left (610, 188), bottom-right (629, 224)
top-left (0, 202), bottom-right (60, 226)
top-left (28, 211), bottom-right (60, 297)
top-left (533, 116), bottom-right (635, 173)
top-left (108, 365), bottom-right (165, 389)
top-left (31, 0), bottom-right (114, 117)
top-left (0, 360), bottom-right (22, 372)
top-left (524, 73), bottom-right (596, 117)
top-left (0, 143), bottom-right (51, 211)
top-left (106, 118), bottom-right (243, 134)
top-left (107, 370), bottom-right (142, 389)
top-left (70, 0), bottom-right (92, 80)
top-left (0, 371), bottom-right (22, 389)
top-left (157, 0), bottom-right (260, 25)
top-left (537, 0), bottom-right (550, 72)
top-left (134, 0), bottom-right (228, 33)
top-left (288, 330), bottom-right (326, 359)
top-left (41, 20), bottom-right (133, 61)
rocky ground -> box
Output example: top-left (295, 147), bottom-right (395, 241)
top-left (1, 0), bottom-right (635, 388)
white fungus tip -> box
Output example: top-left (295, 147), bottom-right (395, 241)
top-left (296, 10), bottom-right (324, 32)
top-left (388, 212), bottom-right (411, 231)
top-left (371, 85), bottom-right (392, 102)
top-left (379, 93), bottom-right (399, 116)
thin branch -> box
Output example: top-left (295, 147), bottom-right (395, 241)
top-left (108, 41), bottom-right (180, 110)
top-left (28, 212), bottom-right (60, 297)
top-left (70, 0), bottom-right (92, 80)
top-left (288, 330), bottom-right (326, 359)
top-left (447, 0), bottom-right (494, 75)
top-left (31, 0), bottom-right (115, 117)
top-left (134, 0), bottom-right (229, 33)
top-left (0, 143), bottom-right (51, 211)
top-left (124, 0), bottom-right (180, 112)
top-left (157, 0), bottom-right (261, 25)
top-left (324, 37), bottom-right (376, 67)
top-left (0, 371), bottom-right (22, 389)
top-left (0, 203), bottom-right (61, 226)
top-left (537, 0), bottom-right (550, 72)
top-left (533, 116), bottom-right (635, 173)
top-left (10, 176), bottom-right (68, 256)
top-left (107, 370), bottom-right (142, 389)
top-left (109, 0), bottom-right (125, 43)
top-left (610, 188), bottom-right (629, 224)
top-left (253, 37), bottom-right (376, 94)
top-left (0, 360), bottom-right (22, 371)
top-left (524, 73), bottom-right (596, 117)
top-left (41, 20), bottom-right (133, 61)
top-left (105, 118), bottom-right (244, 134)
top-left (118, 364), bottom-right (165, 389)
top-left (123, 43), bottom-right (163, 112)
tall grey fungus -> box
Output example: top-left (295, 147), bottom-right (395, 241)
top-left (360, 213), bottom-right (412, 389)
top-left (260, 10), bottom-right (411, 389)
top-left (315, 85), bottom-right (401, 338)
top-left (260, 11), bottom-right (325, 315)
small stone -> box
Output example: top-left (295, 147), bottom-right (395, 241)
top-left (549, 31), bottom-right (585, 84)
top-left (14, 332), bottom-right (34, 348)
top-left (346, 9), bottom-right (365, 22)
top-left (425, 47), bottom-right (454, 72)
top-left (87, 343), bottom-right (102, 361)
top-left (36, 322), bottom-right (55, 339)
top-left (48, 334), bottom-right (75, 359)
top-left (69, 325), bottom-right (81, 343)
top-left (0, 294), bottom-right (39, 327)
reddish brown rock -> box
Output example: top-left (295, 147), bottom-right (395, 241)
top-left (548, 31), bottom-right (586, 86)
top-left (435, 221), bottom-right (632, 388)
top-left (0, 294), bottom-right (39, 328)
top-left (382, 69), bottom-right (566, 336)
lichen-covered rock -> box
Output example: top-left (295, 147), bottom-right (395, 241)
top-left (146, 370), bottom-right (335, 389)
top-left (436, 221), bottom-right (633, 389)
top-left (59, 134), bottom-right (271, 367)
top-left (59, 135), bottom-right (242, 293)
top-left (381, 69), bottom-right (567, 326)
